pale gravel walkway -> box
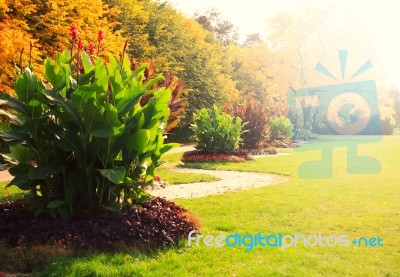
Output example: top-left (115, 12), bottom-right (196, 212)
top-left (1, 145), bottom-right (290, 199)
top-left (149, 167), bottom-right (288, 200)
top-left (0, 169), bottom-right (12, 182)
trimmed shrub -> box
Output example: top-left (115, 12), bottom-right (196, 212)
top-left (191, 105), bottom-right (247, 153)
top-left (269, 116), bottom-right (294, 140)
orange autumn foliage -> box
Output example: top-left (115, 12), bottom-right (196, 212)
top-left (0, 0), bottom-right (122, 93)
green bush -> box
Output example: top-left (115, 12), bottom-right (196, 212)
top-left (0, 50), bottom-right (177, 218)
top-left (296, 129), bottom-right (312, 140)
top-left (269, 116), bottom-right (294, 140)
top-left (191, 105), bottom-right (247, 153)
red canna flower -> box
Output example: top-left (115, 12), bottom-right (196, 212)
top-left (77, 40), bottom-right (83, 51)
top-left (69, 24), bottom-right (78, 41)
top-left (97, 30), bottom-right (104, 42)
top-left (87, 42), bottom-right (95, 54)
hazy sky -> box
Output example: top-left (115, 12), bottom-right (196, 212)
top-left (167, 0), bottom-right (400, 89)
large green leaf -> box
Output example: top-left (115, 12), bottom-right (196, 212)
top-left (56, 132), bottom-right (84, 159)
top-left (154, 89), bottom-right (171, 111)
top-left (92, 103), bottom-right (124, 137)
top-left (0, 93), bottom-right (29, 114)
top-left (0, 129), bottom-right (34, 146)
top-left (121, 55), bottom-right (132, 77)
top-left (127, 129), bottom-right (150, 153)
top-left (56, 52), bottom-right (72, 93)
top-left (29, 164), bottom-right (63, 180)
top-left (144, 73), bottom-right (164, 89)
top-left (28, 98), bottom-right (43, 118)
top-left (104, 103), bottom-right (122, 127)
top-left (44, 58), bottom-right (63, 91)
top-left (47, 200), bottom-right (66, 209)
top-left (91, 126), bottom-right (125, 138)
top-left (117, 92), bottom-right (144, 117)
top-left (145, 162), bottom-right (156, 182)
top-left (80, 101), bottom-right (103, 134)
top-left (94, 59), bottom-right (109, 91)
top-left (56, 205), bottom-right (72, 219)
top-left (80, 51), bottom-right (94, 73)
top-left (108, 56), bottom-right (124, 96)
top-left (60, 63), bottom-right (72, 93)
top-left (1, 153), bottom-right (18, 166)
top-left (98, 167), bottom-right (126, 184)
top-left (131, 63), bottom-right (148, 79)
top-left (7, 173), bottom-right (31, 190)
top-left (9, 145), bottom-right (28, 164)
top-left (76, 70), bottom-right (95, 87)
top-left (14, 68), bottom-right (38, 104)
top-left (159, 143), bottom-right (179, 155)
top-left (42, 91), bottom-right (81, 126)
top-left (0, 109), bottom-right (25, 126)
top-left (104, 202), bottom-right (122, 212)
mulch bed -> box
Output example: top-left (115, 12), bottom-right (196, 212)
top-left (0, 197), bottom-right (199, 251)
top-left (181, 147), bottom-right (279, 163)
top-left (181, 150), bottom-right (249, 163)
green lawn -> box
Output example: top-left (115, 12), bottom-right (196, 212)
top-left (2, 136), bottom-right (400, 276)
top-left (0, 180), bottom-right (24, 202)
top-left (155, 166), bottom-right (220, 184)
top-left (155, 152), bottom-right (220, 184)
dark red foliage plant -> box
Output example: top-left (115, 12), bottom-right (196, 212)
top-left (0, 198), bottom-right (200, 251)
top-left (181, 150), bottom-right (249, 163)
top-left (226, 98), bottom-right (270, 149)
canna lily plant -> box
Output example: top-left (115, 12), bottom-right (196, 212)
top-left (0, 37), bottom-right (183, 219)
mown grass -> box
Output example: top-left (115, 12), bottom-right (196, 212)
top-left (2, 136), bottom-right (400, 276)
top-left (155, 166), bottom-right (219, 184)
top-left (0, 180), bottom-right (24, 202)
top-left (155, 152), bottom-right (220, 184)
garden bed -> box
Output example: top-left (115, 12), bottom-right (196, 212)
top-left (181, 147), bottom-right (279, 163)
top-left (0, 198), bottom-right (199, 251)
top-left (181, 150), bottom-right (249, 163)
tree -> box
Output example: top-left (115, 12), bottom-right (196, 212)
top-left (106, 0), bottom-right (154, 59)
top-left (127, 2), bottom-right (239, 126)
top-left (232, 44), bottom-right (286, 117)
top-left (0, 0), bottom-right (41, 94)
top-left (194, 8), bottom-right (239, 46)
top-left (28, 0), bottom-right (122, 58)
top-left (243, 33), bottom-right (263, 47)
top-left (0, 0), bottom-right (123, 93)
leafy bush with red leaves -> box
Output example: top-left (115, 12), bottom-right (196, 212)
top-left (0, 198), bottom-right (199, 250)
top-left (181, 150), bottom-right (249, 163)
top-left (225, 99), bottom-right (270, 149)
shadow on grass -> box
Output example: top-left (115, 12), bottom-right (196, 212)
top-left (0, 240), bottom-right (184, 275)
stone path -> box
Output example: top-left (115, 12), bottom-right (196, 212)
top-left (0, 145), bottom-right (289, 199)
top-left (0, 169), bottom-right (11, 182)
top-left (149, 167), bottom-right (288, 200)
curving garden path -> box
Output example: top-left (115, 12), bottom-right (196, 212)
top-left (0, 169), bottom-right (11, 182)
top-left (149, 167), bottom-right (288, 200)
top-left (0, 144), bottom-right (289, 199)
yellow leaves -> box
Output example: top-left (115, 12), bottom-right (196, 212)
top-left (0, 0), bottom-right (125, 93)
top-left (0, 0), bottom-right (9, 13)
top-left (380, 106), bottom-right (396, 125)
top-left (0, 17), bottom-right (40, 90)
